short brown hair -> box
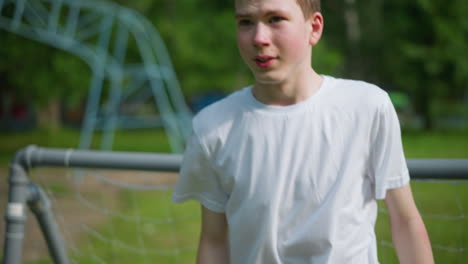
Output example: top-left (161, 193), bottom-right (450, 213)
top-left (296, 0), bottom-right (321, 17)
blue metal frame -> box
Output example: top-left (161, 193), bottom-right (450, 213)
top-left (0, 0), bottom-right (193, 152)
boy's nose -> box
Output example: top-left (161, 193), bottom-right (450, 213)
top-left (253, 23), bottom-right (270, 47)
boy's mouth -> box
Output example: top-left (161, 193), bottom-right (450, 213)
top-left (254, 55), bottom-right (276, 68)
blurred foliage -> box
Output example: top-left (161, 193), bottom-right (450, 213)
top-left (0, 0), bottom-right (467, 130)
top-left (0, 35), bottom-right (90, 108)
top-left (379, 0), bottom-right (468, 129)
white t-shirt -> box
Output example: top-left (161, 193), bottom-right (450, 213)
top-left (172, 75), bottom-right (410, 264)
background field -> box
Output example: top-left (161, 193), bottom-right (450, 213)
top-left (1, 129), bottom-right (467, 263)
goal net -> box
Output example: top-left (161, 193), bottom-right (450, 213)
top-left (2, 167), bottom-right (467, 263)
top-left (377, 179), bottom-right (468, 263)
top-left (7, 168), bottom-right (200, 264)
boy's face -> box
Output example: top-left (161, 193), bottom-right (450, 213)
top-left (235, 0), bottom-right (320, 84)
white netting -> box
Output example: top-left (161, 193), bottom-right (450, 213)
top-left (13, 169), bottom-right (468, 264)
top-left (376, 179), bottom-right (468, 263)
top-left (25, 167), bottom-right (200, 264)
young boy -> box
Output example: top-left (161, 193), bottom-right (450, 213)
top-left (172, 0), bottom-right (434, 263)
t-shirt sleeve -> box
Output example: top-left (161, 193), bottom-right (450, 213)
top-left (172, 131), bottom-right (228, 213)
top-left (368, 94), bottom-right (410, 200)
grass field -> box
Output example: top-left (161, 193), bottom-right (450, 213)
top-left (377, 181), bottom-right (468, 263)
top-left (1, 128), bottom-right (467, 263)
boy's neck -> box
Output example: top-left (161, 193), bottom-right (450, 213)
top-left (252, 68), bottom-right (323, 106)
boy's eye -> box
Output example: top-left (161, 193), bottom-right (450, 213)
top-left (238, 19), bottom-right (253, 26)
top-left (269, 16), bottom-right (284, 23)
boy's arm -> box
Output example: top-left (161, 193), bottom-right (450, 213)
top-left (197, 205), bottom-right (229, 264)
top-left (384, 184), bottom-right (434, 264)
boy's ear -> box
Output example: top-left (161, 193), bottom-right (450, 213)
top-left (308, 12), bottom-right (324, 46)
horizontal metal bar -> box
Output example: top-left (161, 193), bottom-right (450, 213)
top-left (13, 145), bottom-right (181, 172)
top-left (12, 145), bottom-right (468, 179)
top-left (407, 159), bottom-right (468, 180)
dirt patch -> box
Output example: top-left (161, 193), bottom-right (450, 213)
top-left (0, 167), bottom-right (179, 263)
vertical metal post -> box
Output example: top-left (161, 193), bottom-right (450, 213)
top-left (100, 22), bottom-right (128, 150)
top-left (48, 0), bottom-right (63, 33)
top-left (79, 16), bottom-right (114, 150)
top-left (28, 185), bottom-right (70, 264)
top-left (0, 0), bottom-right (5, 15)
top-left (11, 0), bottom-right (26, 30)
top-left (78, 69), bottom-right (105, 149)
top-left (64, 4), bottom-right (80, 39)
top-left (2, 165), bottom-right (30, 264)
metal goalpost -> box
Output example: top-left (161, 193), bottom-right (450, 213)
top-left (0, 0), bottom-right (193, 153)
top-left (2, 145), bottom-right (468, 264)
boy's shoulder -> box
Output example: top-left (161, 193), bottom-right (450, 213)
top-left (324, 75), bottom-right (391, 110)
top-left (326, 75), bottom-right (387, 98)
top-left (191, 87), bottom-right (250, 139)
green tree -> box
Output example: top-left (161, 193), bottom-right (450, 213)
top-left (380, 0), bottom-right (468, 129)
top-left (0, 34), bottom-right (90, 130)
top-left (322, 0), bottom-right (468, 130)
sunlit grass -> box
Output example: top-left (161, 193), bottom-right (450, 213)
top-left (72, 190), bottom-right (200, 264)
top-left (402, 130), bottom-right (468, 158)
top-left (376, 181), bottom-right (468, 263)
